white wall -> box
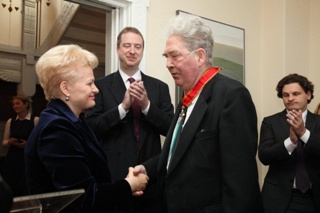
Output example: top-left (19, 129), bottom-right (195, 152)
top-left (145, 0), bottom-right (263, 111)
top-left (310, 0), bottom-right (320, 104)
top-left (0, 0), bottom-right (23, 46)
top-left (145, 0), bottom-right (320, 185)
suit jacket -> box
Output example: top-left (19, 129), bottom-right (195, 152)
top-left (144, 73), bottom-right (263, 213)
top-left (25, 99), bottom-right (132, 213)
top-left (259, 109), bottom-right (320, 213)
top-left (86, 71), bottom-right (174, 181)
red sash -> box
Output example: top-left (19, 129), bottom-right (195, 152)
top-left (181, 67), bottom-right (220, 107)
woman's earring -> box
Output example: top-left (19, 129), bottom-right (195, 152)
top-left (65, 96), bottom-right (70, 101)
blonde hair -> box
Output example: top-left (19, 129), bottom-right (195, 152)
top-left (12, 95), bottom-right (31, 111)
top-left (35, 44), bottom-right (98, 101)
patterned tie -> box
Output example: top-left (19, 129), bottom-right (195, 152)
top-left (128, 77), bottom-right (141, 149)
top-left (295, 139), bottom-right (310, 193)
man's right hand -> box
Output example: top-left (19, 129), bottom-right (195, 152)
top-left (125, 167), bottom-right (149, 196)
top-left (122, 89), bottom-right (134, 111)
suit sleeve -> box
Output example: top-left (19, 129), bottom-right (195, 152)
top-left (304, 115), bottom-right (320, 156)
top-left (258, 116), bottom-right (292, 165)
top-left (144, 83), bottom-right (174, 136)
top-left (86, 82), bottom-right (123, 138)
top-left (219, 85), bottom-right (262, 213)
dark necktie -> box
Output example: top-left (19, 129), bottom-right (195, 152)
top-left (128, 78), bottom-right (141, 149)
top-left (295, 139), bottom-right (310, 193)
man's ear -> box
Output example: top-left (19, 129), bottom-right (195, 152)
top-left (307, 91), bottom-right (312, 101)
top-left (196, 48), bottom-right (206, 66)
top-left (60, 81), bottom-right (70, 97)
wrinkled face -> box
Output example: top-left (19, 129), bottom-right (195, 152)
top-left (163, 35), bottom-right (201, 92)
top-left (282, 83), bottom-right (311, 111)
top-left (67, 66), bottom-right (99, 114)
top-left (117, 32), bottom-right (144, 71)
top-left (12, 98), bottom-right (28, 114)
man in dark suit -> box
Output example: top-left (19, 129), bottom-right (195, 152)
top-left (134, 14), bottom-right (263, 213)
top-left (86, 27), bottom-right (174, 212)
top-left (259, 73), bottom-right (320, 213)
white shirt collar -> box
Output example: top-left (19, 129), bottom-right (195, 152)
top-left (15, 112), bottom-right (31, 121)
top-left (183, 91), bottom-right (201, 126)
top-left (286, 109), bottom-right (308, 123)
top-left (119, 69), bottom-right (141, 83)
top-left (119, 70), bottom-right (142, 89)
top-left (302, 109), bottom-right (307, 123)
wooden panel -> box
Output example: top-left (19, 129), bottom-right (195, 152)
top-left (72, 7), bottom-right (106, 30)
top-left (63, 26), bottom-right (105, 44)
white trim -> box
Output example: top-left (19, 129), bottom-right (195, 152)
top-left (109, 8), bottom-right (119, 74)
top-left (95, 0), bottom-right (129, 8)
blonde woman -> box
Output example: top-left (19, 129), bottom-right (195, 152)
top-left (2, 95), bottom-right (39, 196)
top-left (25, 44), bottom-right (148, 212)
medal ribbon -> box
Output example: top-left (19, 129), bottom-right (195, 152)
top-left (182, 67), bottom-right (220, 107)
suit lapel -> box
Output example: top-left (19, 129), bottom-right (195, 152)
top-left (109, 72), bottom-right (136, 140)
top-left (110, 71), bottom-right (127, 104)
top-left (278, 109), bottom-right (316, 141)
top-left (278, 110), bottom-right (290, 138)
top-left (164, 78), bottom-right (215, 175)
top-left (77, 117), bottom-right (108, 161)
top-left (166, 96), bottom-right (208, 175)
top-left (52, 100), bottom-right (108, 162)
top-left (108, 72), bottom-right (153, 149)
top-left (305, 110), bottom-right (316, 130)
top-left (141, 72), bottom-right (156, 94)
top-left (138, 73), bottom-right (152, 148)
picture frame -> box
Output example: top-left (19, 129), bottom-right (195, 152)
top-left (175, 10), bottom-right (245, 105)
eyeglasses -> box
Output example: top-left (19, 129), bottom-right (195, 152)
top-left (165, 50), bottom-right (196, 64)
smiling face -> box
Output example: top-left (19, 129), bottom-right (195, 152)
top-left (163, 35), bottom-right (203, 93)
top-left (12, 98), bottom-right (28, 115)
top-left (282, 82), bottom-right (311, 112)
top-left (65, 65), bottom-right (99, 116)
top-left (117, 32), bottom-right (144, 74)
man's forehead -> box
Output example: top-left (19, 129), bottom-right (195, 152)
top-left (283, 83), bottom-right (302, 89)
top-left (283, 84), bottom-right (304, 93)
top-left (121, 32), bottom-right (143, 41)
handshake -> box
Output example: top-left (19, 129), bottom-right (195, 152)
top-left (125, 165), bottom-right (148, 196)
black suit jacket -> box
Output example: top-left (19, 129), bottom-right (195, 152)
top-left (144, 74), bottom-right (263, 213)
top-left (259, 109), bottom-right (320, 213)
top-left (86, 71), bottom-right (174, 180)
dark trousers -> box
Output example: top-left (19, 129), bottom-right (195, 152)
top-left (0, 157), bottom-right (6, 177)
top-left (286, 189), bottom-right (317, 213)
top-left (113, 183), bottom-right (158, 213)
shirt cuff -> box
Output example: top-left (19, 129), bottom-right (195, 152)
top-left (300, 129), bottom-right (310, 144)
top-left (118, 104), bottom-right (128, 120)
top-left (285, 138), bottom-right (297, 155)
top-left (142, 101), bottom-right (150, 116)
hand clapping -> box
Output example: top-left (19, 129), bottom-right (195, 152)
top-left (286, 109), bottom-right (306, 144)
